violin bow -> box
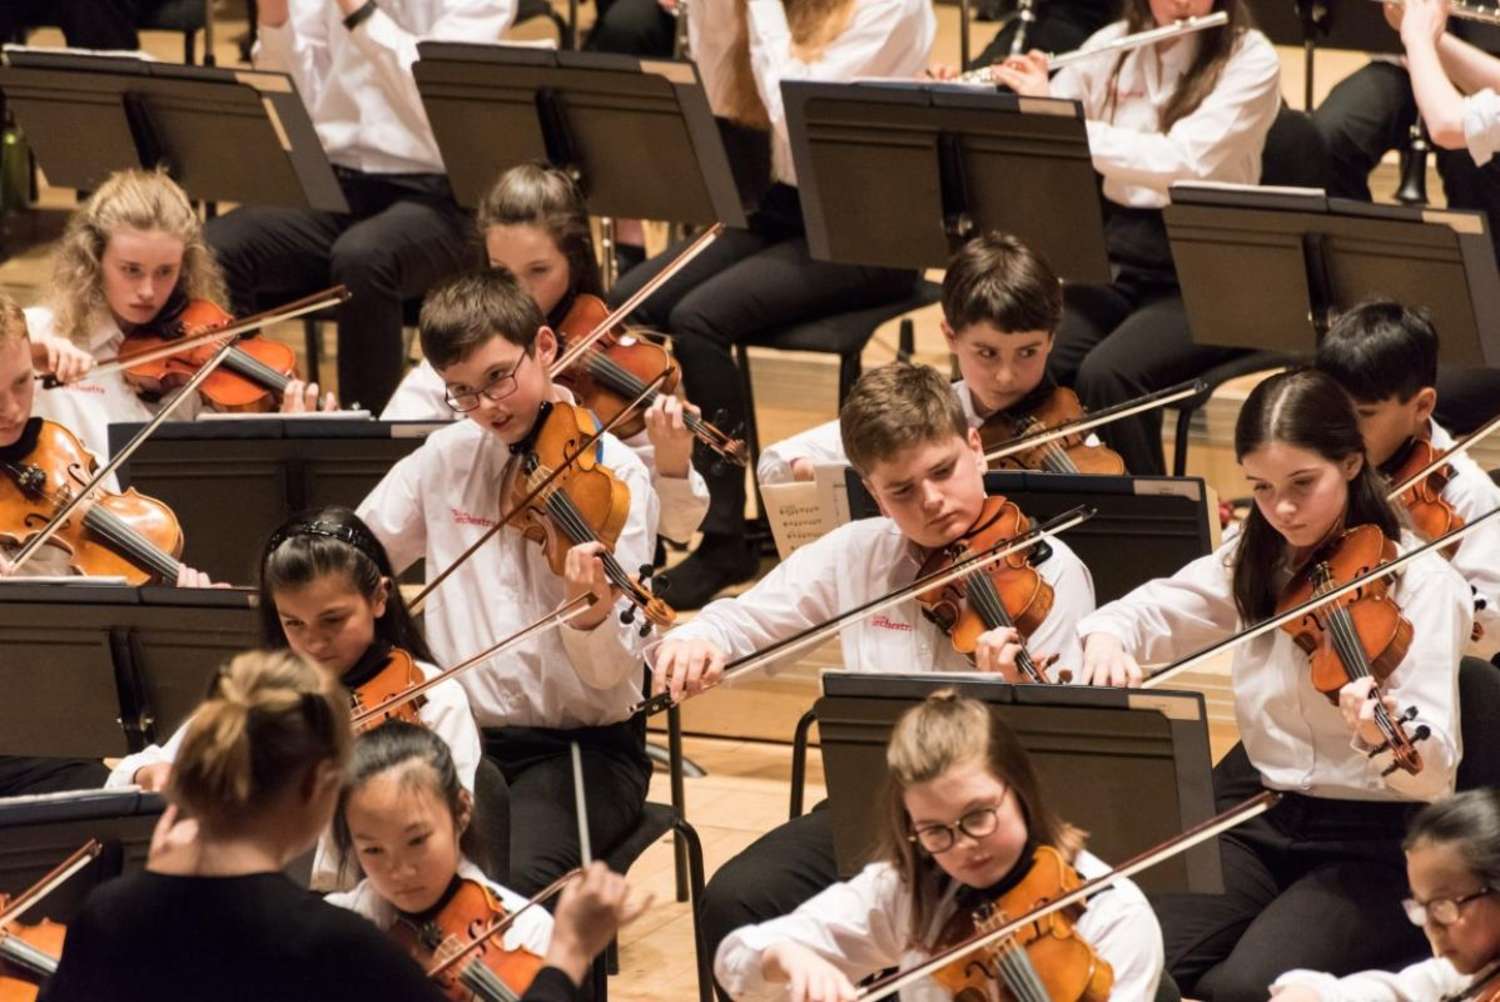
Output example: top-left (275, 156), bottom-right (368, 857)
top-left (38, 287), bottom-right (351, 386)
top-left (632, 505), bottom-right (1097, 716)
top-left (5, 290), bottom-right (353, 579)
top-left (424, 869), bottom-right (582, 981)
top-left (1141, 505), bottom-right (1500, 690)
top-left (982, 379), bottom-right (1206, 466)
top-left (351, 594), bottom-right (599, 729)
top-left (0, 839), bottom-right (102, 934)
top-left (571, 741), bottom-right (592, 868)
top-left (1386, 410), bottom-right (1500, 499)
top-left (854, 792), bottom-right (1278, 1001)
top-left (408, 366), bottom-right (672, 615)
top-left (549, 224), bottom-right (724, 378)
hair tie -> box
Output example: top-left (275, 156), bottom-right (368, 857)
top-left (265, 519), bottom-right (386, 571)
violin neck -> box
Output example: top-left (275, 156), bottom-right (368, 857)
top-left (542, 489), bottom-right (636, 595)
top-left (80, 505), bottom-right (181, 584)
top-left (221, 345), bottom-right (291, 394)
top-left (0, 929), bottom-right (59, 977)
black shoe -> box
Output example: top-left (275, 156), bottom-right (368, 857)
top-left (652, 542), bottom-right (759, 610)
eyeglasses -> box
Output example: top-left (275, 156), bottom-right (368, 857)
top-left (908, 789), bottom-right (1011, 854)
top-left (444, 351), bottom-right (531, 413)
top-left (1403, 887), bottom-right (1495, 927)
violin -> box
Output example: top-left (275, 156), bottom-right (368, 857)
top-left (1276, 523), bottom-right (1426, 776)
top-left (916, 495), bottom-right (1061, 684)
top-left (392, 879), bottom-right (545, 1002)
top-left (350, 647), bottom-right (429, 734)
top-left (1384, 437), bottom-right (1464, 549)
top-left (933, 846), bottom-right (1113, 1002)
top-left (120, 298), bottom-right (302, 413)
top-left (553, 293), bottom-right (746, 465)
top-left (503, 400), bottom-right (675, 634)
top-left (0, 900), bottom-right (64, 1002)
top-left (0, 419), bottom-right (183, 584)
top-left (979, 387), bottom-right (1125, 475)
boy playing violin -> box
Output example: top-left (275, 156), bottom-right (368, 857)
top-left (651, 360), bottom-right (1097, 997)
top-left (757, 232), bottom-right (1120, 485)
top-left (356, 266), bottom-right (658, 897)
top-left (1315, 300), bottom-right (1500, 642)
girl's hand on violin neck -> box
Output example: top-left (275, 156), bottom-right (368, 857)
top-left (564, 541), bottom-right (617, 630)
top-left (644, 395), bottom-right (697, 479)
top-left (32, 334), bottom-right (95, 385)
top-left (650, 635), bottom-right (726, 703)
top-left (279, 379), bottom-right (339, 414)
top-left (147, 804), bottom-right (204, 877)
top-left (762, 942), bottom-right (858, 1002)
top-left (1339, 677), bottom-right (1402, 746)
top-left (133, 762), bottom-right (173, 792)
top-left (974, 626), bottom-right (1031, 682)
top-left (1079, 633), bottom-right (1145, 687)
top-left (990, 52), bottom-right (1052, 96)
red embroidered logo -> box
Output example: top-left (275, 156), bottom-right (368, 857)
top-left (66, 383), bottom-right (106, 395)
top-left (451, 507), bottom-right (496, 528)
top-left (870, 615), bottom-right (912, 632)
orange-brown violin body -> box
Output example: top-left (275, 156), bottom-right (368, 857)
top-left (933, 845), bottom-right (1114, 1002)
top-left (0, 898), bottom-right (66, 1002)
top-left (1385, 438), bottom-right (1464, 548)
top-left (121, 299), bottom-right (298, 412)
top-left (350, 648), bottom-right (429, 733)
top-left (391, 879), bottom-right (545, 1002)
top-left (981, 387), bottom-right (1125, 475)
top-left (555, 294), bottom-right (681, 441)
top-left (0, 420), bottom-right (182, 584)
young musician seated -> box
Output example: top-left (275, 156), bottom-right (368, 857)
top-left (357, 267), bottom-right (658, 897)
top-left (715, 688), bottom-right (1164, 1002)
top-left (757, 231), bottom-right (1116, 484)
top-left (1386, 0), bottom-right (1500, 165)
top-left (26, 169), bottom-right (331, 465)
top-left (1270, 788), bottom-right (1500, 1002)
top-left (1315, 300), bottom-right (1500, 641)
top-left (1075, 368), bottom-right (1471, 1001)
top-left (652, 360), bottom-right (1097, 995)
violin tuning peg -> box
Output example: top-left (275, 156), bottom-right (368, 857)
top-left (638, 621), bottom-right (652, 638)
top-left (1413, 723), bottom-right (1431, 743)
top-left (619, 607), bottom-right (637, 626)
top-left (639, 563), bottom-right (655, 582)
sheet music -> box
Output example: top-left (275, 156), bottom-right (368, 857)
top-left (761, 464), bottom-right (854, 559)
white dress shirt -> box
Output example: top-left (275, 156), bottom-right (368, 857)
top-left (663, 513), bottom-right (1095, 680)
top-left (715, 849), bottom-right (1164, 1002)
top-left (1462, 89), bottom-right (1500, 166)
top-left (1423, 420), bottom-right (1500, 638)
top-left (689, 0), bottom-right (937, 185)
top-left (1076, 532), bottom-right (1471, 802)
top-left (1271, 956), bottom-right (1475, 1001)
top-left (381, 360), bottom-right (710, 543)
top-left (327, 855), bottom-right (554, 957)
top-left (357, 393), bottom-right (655, 729)
top-left (1049, 22), bottom-right (1283, 208)
top-left (104, 652), bottom-right (482, 890)
top-left (256, 0), bottom-right (515, 174)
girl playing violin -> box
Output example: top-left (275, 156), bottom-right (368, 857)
top-left (758, 232), bottom-right (1123, 484)
top-left (327, 721), bottom-right (553, 999)
top-left (1075, 368), bottom-right (1471, 1000)
top-left (381, 162), bottom-right (710, 549)
top-left (714, 688), bottom-right (1165, 1002)
top-left (106, 506), bottom-right (482, 890)
top-left (1270, 788), bottom-right (1500, 1002)
top-left (27, 168), bottom-right (333, 464)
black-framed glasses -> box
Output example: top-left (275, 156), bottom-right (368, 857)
top-left (1403, 887), bottom-right (1495, 927)
top-left (908, 789), bottom-right (1011, 854)
top-left (444, 351), bottom-right (531, 413)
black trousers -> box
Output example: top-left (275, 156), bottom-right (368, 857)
top-left (700, 805), bottom-right (840, 1002)
top-left (0, 756), bottom-right (109, 797)
top-left (482, 718), bottom-right (651, 898)
top-left (0, 0), bottom-right (139, 49)
top-left (204, 168), bottom-right (474, 413)
top-left (970, 1), bottom-right (1113, 71)
top-left (585, 0), bottom-right (675, 58)
top-left (608, 185), bottom-right (915, 540)
top-left (1152, 750), bottom-right (1426, 1002)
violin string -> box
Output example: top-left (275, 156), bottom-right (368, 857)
top-left (536, 475), bottom-right (639, 599)
top-left (458, 955), bottom-right (522, 1002)
top-left (993, 935), bottom-right (1049, 1002)
top-left (966, 569), bottom-right (1042, 681)
top-left (1314, 566), bottom-right (1406, 750)
top-left (579, 347), bottom-right (732, 452)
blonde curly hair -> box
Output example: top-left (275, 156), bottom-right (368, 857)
top-left (46, 169), bottom-right (226, 346)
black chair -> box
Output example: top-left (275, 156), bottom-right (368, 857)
top-left (789, 707), bottom-right (817, 821)
top-left (471, 756), bottom-right (512, 884)
top-left (1458, 655), bottom-right (1500, 790)
top-left (139, 0), bottom-right (214, 65)
top-left (1165, 352), bottom-right (1286, 477)
top-left (516, 0), bottom-right (572, 47)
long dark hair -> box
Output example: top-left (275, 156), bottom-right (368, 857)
top-left (1405, 789), bottom-right (1500, 887)
top-left (1230, 368), bottom-right (1404, 622)
top-left (477, 163), bottom-right (603, 311)
top-left (1104, 0), bottom-right (1254, 131)
top-left (258, 506), bottom-right (434, 665)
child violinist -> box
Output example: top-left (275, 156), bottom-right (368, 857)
top-left (1074, 368), bottom-right (1471, 999)
top-left (327, 721), bottom-right (553, 995)
top-left (1269, 787), bottom-right (1500, 1002)
top-left (1314, 300), bottom-right (1500, 641)
top-left (653, 360), bottom-right (1097, 986)
top-left (714, 688), bottom-right (1164, 1002)
top-left (106, 505), bottom-right (482, 890)
top-left (357, 266), bottom-right (658, 898)
top-left (757, 231), bottom-right (1119, 484)
top-left (382, 162), bottom-right (709, 548)
top-left (27, 168), bottom-right (333, 464)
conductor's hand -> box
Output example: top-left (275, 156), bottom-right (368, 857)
top-left (990, 51), bottom-right (1052, 96)
top-left (565, 541), bottom-right (618, 630)
top-left (651, 634), bottom-right (726, 703)
top-left (762, 942), bottom-right (858, 1002)
top-left (1078, 632), bottom-right (1144, 687)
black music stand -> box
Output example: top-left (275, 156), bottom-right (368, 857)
top-left (1165, 183), bottom-right (1500, 366)
top-left (816, 671), bottom-right (1220, 894)
top-left (846, 469), bottom-right (1217, 603)
top-left (783, 82), bottom-right (1112, 281)
top-left (411, 43), bottom-right (747, 225)
top-left (0, 583), bottom-right (257, 757)
top-left (109, 418), bottom-right (439, 583)
top-left (0, 47), bottom-right (347, 210)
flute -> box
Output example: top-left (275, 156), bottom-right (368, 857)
top-left (955, 10), bottom-right (1230, 82)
